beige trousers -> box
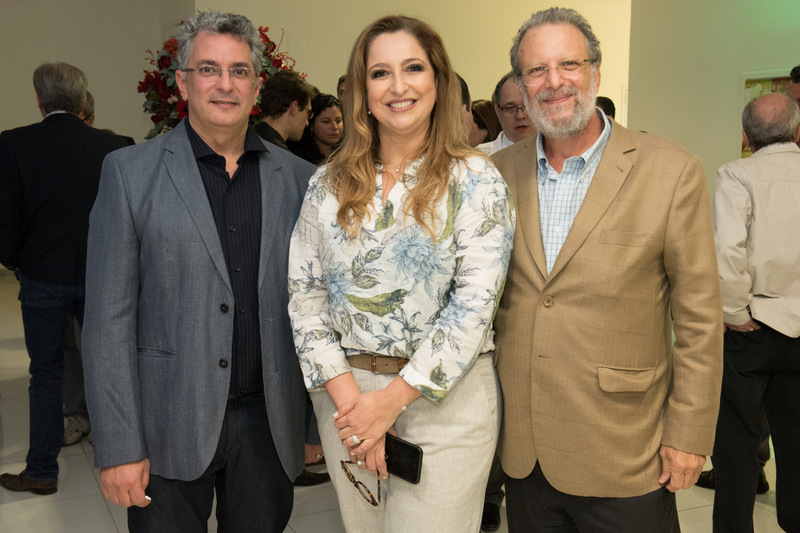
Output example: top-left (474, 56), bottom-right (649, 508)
top-left (311, 353), bottom-right (501, 533)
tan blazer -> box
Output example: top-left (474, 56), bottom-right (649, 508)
top-left (492, 121), bottom-right (723, 498)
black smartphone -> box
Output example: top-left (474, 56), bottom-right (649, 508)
top-left (385, 433), bottom-right (423, 484)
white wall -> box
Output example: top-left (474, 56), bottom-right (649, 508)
top-left (197, 0), bottom-right (631, 122)
top-left (0, 1), bottom-right (629, 141)
top-left (628, 0), bottom-right (800, 188)
top-left (0, 0), bottom-right (179, 142)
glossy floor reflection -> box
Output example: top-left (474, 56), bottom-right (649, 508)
top-left (0, 273), bottom-right (781, 532)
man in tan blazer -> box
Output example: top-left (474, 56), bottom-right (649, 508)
top-left (492, 8), bottom-right (723, 532)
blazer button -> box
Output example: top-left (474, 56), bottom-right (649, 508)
top-left (220, 304), bottom-right (229, 313)
top-left (543, 296), bottom-right (555, 308)
top-left (218, 359), bottom-right (229, 368)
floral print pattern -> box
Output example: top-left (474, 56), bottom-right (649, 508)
top-left (288, 156), bottom-right (515, 403)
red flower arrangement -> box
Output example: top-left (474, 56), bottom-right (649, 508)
top-left (138, 26), bottom-right (299, 139)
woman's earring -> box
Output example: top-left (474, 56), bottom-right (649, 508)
top-left (367, 109), bottom-right (372, 115)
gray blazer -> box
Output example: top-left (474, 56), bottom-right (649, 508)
top-left (83, 120), bottom-right (314, 481)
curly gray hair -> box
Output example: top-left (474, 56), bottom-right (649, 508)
top-left (177, 11), bottom-right (264, 74)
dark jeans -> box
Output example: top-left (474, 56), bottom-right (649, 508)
top-left (712, 325), bottom-right (800, 533)
top-left (18, 274), bottom-right (85, 482)
top-left (62, 310), bottom-right (87, 418)
top-left (506, 462), bottom-right (679, 533)
top-left (128, 394), bottom-right (293, 533)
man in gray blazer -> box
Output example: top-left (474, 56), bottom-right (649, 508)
top-left (82, 12), bottom-right (314, 532)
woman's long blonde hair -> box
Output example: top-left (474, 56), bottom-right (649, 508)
top-left (328, 15), bottom-right (474, 241)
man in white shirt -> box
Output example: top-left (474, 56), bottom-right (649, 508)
top-left (711, 92), bottom-right (800, 533)
top-left (477, 72), bottom-right (535, 155)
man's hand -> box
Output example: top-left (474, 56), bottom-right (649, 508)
top-left (658, 445), bottom-right (705, 492)
top-left (99, 457), bottom-right (152, 507)
top-left (725, 319), bottom-right (761, 333)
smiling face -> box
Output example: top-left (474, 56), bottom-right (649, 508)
top-left (175, 31), bottom-right (262, 140)
top-left (310, 105), bottom-right (343, 148)
top-left (365, 31), bottom-right (437, 144)
top-left (518, 23), bottom-right (600, 140)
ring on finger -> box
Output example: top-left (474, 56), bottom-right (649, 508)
top-left (350, 434), bottom-right (361, 445)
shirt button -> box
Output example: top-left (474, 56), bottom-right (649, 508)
top-left (220, 304), bottom-right (229, 313)
top-left (229, 225), bottom-right (236, 232)
top-left (543, 296), bottom-right (555, 308)
top-left (234, 266), bottom-right (241, 272)
top-left (554, 226), bottom-right (562, 233)
top-left (239, 345), bottom-right (246, 353)
top-left (238, 305), bottom-right (245, 313)
top-left (218, 359), bottom-right (229, 368)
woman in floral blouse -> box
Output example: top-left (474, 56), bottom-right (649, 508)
top-left (288, 15), bottom-right (515, 532)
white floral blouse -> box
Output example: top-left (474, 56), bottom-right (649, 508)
top-left (288, 155), bottom-right (515, 403)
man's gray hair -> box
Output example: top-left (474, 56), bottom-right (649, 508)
top-left (509, 7), bottom-right (602, 78)
top-left (82, 91), bottom-right (95, 117)
top-left (177, 11), bottom-right (264, 74)
top-left (742, 93), bottom-right (800, 151)
top-left (33, 62), bottom-right (87, 115)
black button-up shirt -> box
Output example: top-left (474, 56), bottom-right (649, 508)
top-left (186, 118), bottom-right (265, 397)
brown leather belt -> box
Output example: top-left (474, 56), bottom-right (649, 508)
top-left (348, 353), bottom-right (408, 374)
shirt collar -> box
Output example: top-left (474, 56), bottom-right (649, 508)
top-left (44, 110), bottom-right (70, 118)
top-left (185, 117), bottom-right (267, 160)
top-left (537, 108), bottom-right (612, 173)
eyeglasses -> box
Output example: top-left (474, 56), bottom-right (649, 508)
top-left (340, 460), bottom-right (380, 507)
top-left (520, 59), bottom-right (594, 87)
top-left (183, 65), bottom-right (255, 81)
top-left (498, 104), bottom-right (527, 117)
top-left (304, 106), bottom-right (314, 121)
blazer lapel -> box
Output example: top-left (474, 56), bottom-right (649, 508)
top-left (548, 124), bottom-right (634, 280)
top-left (513, 137), bottom-right (549, 279)
top-left (257, 150), bottom-right (286, 289)
top-left (162, 122), bottom-right (232, 293)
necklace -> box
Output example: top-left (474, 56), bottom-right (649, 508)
top-left (383, 157), bottom-right (407, 175)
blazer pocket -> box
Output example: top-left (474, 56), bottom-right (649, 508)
top-left (597, 365), bottom-right (655, 392)
top-left (599, 230), bottom-right (654, 247)
top-left (138, 346), bottom-right (176, 358)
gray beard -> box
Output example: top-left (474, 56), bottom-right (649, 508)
top-left (525, 76), bottom-right (598, 140)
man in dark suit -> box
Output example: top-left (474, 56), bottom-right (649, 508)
top-left (82, 11), bottom-right (314, 531)
top-left (0, 62), bottom-right (128, 495)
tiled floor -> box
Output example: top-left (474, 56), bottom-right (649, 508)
top-left (0, 273), bottom-right (783, 532)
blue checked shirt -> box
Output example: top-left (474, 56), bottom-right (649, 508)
top-left (537, 110), bottom-right (612, 273)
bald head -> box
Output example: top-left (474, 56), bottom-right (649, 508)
top-left (742, 93), bottom-right (800, 152)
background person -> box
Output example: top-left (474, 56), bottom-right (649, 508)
top-left (711, 92), bottom-right (800, 533)
top-left (288, 15), bottom-right (514, 532)
top-left (477, 72), bottom-right (535, 155)
top-left (595, 95), bottom-right (615, 119)
top-left (256, 69), bottom-right (316, 150)
top-left (470, 99), bottom-right (501, 147)
top-left (292, 93), bottom-right (343, 165)
top-left (0, 62), bottom-right (128, 496)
